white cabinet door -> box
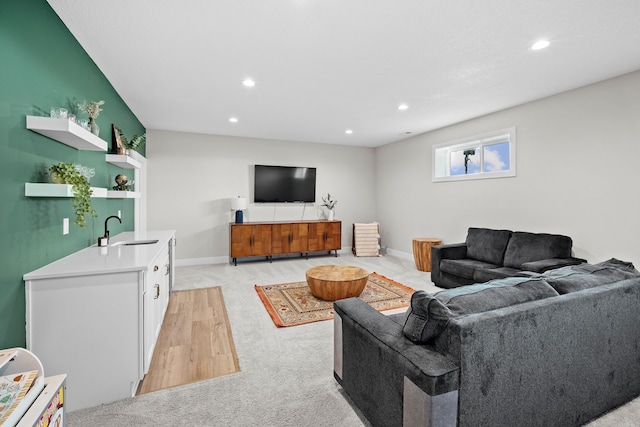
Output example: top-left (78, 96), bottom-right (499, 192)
top-left (143, 243), bottom-right (170, 374)
top-left (142, 269), bottom-right (156, 375)
top-left (159, 251), bottom-right (171, 319)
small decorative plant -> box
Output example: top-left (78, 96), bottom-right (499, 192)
top-left (78, 100), bottom-right (105, 136)
top-left (118, 129), bottom-right (146, 153)
top-left (321, 193), bottom-right (337, 210)
top-left (78, 100), bottom-right (105, 119)
top-left (49, 162), bottom-right (97, 228)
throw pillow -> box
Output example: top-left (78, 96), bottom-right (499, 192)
top-left (403, 277), bottom-right (559, 344)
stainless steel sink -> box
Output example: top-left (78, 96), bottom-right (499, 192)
top-left (110, 239), bottom-right (159, 247)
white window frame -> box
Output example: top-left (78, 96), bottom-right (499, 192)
top-left (432, 127), bottom-right (516, 183)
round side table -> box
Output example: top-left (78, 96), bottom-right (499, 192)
top-left (412, 238), bottom-right (443, 272)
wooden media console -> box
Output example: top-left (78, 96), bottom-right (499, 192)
top-left (229, 220), bottom-right (342, 265)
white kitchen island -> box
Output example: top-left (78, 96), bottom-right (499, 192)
top-left (23, 230), bottom-right (175, 412)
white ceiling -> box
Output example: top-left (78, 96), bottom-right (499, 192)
top-left (46, 0), bottom-right (640, 147)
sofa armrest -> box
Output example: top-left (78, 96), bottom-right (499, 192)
top-left (334, 298), bottom-right (459, 427)
top-left (521, 257), bottom-right (586, 273)
top-left (431, 243), bottom-right (467, 286)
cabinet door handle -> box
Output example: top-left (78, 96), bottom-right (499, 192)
top-left (154, 284), bottom-right (160, 299)
top-left (153, 265), bottom-right (159, 272)
top-left (165, 264), bottom-right (170, 275)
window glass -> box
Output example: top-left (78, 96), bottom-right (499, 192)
top-left (483, 141), bottom-right (510, 172)
top-left (450, 147), bottom-right (480, 175)
top-left (432, 127), bottom-right (516, 182)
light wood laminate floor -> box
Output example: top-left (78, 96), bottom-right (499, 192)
top-left (137, 286), bottom-right (240, 395)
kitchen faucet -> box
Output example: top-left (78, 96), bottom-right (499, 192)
top-left (99, 215), bottom-right (122, 246)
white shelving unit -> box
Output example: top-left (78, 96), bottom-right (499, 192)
top-left (107, 190), bottom-right (141, 199)
top-left (25, 183), bottom-right (108, 198)
top-left (0, 347), bottom-right (66, 426)
top-left (26, 116), bottom-right (107, 152)
top-left (25, 115), bottom-right (145, 205)
top-left (105, 154), bottom-right (141, 169)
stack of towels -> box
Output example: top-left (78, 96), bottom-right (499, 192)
top-left (353, 222), bottom-right (380, 257)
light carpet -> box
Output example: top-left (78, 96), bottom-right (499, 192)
top-left (66, 254), bottom-right (640, 426)
top-left (255, 272), bottom-right (414, 327)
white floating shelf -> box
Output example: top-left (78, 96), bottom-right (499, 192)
top-left (107, 191), bottom-right (140, 199)
top-left (105, 154), bottom-right (141, 169)
top-left (25, 183), bottom-right (107, 198)
top-left (92, 187), bottom-right (108, 198)
top-left (26, 116), bottom-right (108, 151)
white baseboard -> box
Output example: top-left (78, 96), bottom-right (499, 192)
top-left (175, 247), bottom-right (413, 267)
top-left (385, 248), bottom-right (413, 261)
top-left (176, 247), bottom-right (354, 267)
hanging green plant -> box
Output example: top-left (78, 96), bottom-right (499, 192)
top-left (49, 162), bottom-right (97, 228)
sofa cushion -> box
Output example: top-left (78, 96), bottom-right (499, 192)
top-left (440, 258), bottom-right (500, 280)
top-left (503, 232), bottom-right (572, 269)
top-left (473, 266), bottom-right (522, 283)
top-left (520, 257), bottom-right (584, 273)
top-left (465, 227), bottom-right (512, 265)
top-left (403, 277), bottom-right (559, 344)
top-left (543, 258), bottom-right (640, 294)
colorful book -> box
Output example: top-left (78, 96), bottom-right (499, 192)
top-left (0, 370), bottom-right (42, 426)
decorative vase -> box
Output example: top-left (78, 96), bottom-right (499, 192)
top-left (88, 117), bottom-right (99, 136)
top-left (50, 171), bottom-right (64, 184)
top-left (328, 209), bottom-right (335, 221)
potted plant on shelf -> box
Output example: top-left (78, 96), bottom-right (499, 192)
top-left (321, 193), bottom-right (337, 220)
top-left (49, 162), bottom-right (97, 228)
top-left (78, 100), bottom-right (105, 136)
top-left (118, 129), bottom-right (146, 155)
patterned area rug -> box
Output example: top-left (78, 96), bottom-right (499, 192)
top-left (255, 272), bottom-right (415, 327)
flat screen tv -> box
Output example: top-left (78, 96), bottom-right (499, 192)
top-left (254, 165), bottom-right (316, 203)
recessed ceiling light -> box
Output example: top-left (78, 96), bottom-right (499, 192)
top-left (531, 40), bottom-right (550, 50)
top-left (229, 117), bottom-right (238, 123)
top-left (345, 129), bottom-right (353, 135)
top-left (242, 79), bottom-right (255, 87)
top-left (398, 103), bottom-right (409, 111)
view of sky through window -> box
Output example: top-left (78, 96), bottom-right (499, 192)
top-left (433, 127), bottom-right (515, 182)
top-left (450, 148), bottom-right (480, 175)
top-left (483, 142), bottom-right (510, 172)
top-left (449, 141), bottom-right (510, 176)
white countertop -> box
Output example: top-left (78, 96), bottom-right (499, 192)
top-left (23, 230), bottom-right (176, 281)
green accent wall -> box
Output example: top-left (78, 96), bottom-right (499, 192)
top-left (0, 0), bottom-right (145, 348)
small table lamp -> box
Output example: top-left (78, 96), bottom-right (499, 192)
top-left (231, 197), bottom-right (248, 223)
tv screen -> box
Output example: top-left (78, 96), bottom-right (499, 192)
top-left (254, 165), bottom-right (316, 203)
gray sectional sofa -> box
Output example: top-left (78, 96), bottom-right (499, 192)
top-left (333, 259), bottom-right (640, 427)
top-left (431, 227), bottom-right (586, 288)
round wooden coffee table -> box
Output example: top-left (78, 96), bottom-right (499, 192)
top-left (305, 265), bottom-right (370, 301)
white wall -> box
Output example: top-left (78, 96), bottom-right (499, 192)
top-left (376, 70), bottom-right (640, 265)
top-left (146, 131), bottom-right (377, 263)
